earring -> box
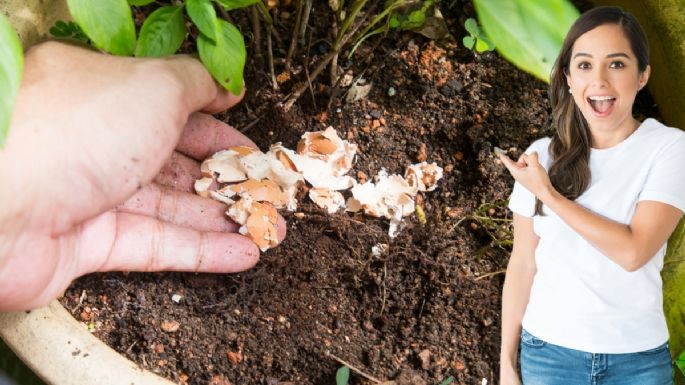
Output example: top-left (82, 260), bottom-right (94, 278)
top-left (569, 87), bottom-right (572, 95)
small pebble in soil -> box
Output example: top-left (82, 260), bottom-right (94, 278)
top-left (161, 320), bottom-right (180, 333)
top-left (388, 87), bottom-right (396, 96)
top-left (226, 350), bottom-right (243, 365)
top-left (171, 294), bottom-right (182, 303)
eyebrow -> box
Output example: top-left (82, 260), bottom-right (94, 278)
top-left (573, 52), bottom-right (631, 59)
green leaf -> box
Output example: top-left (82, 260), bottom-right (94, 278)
top-left (463, 35), bottom-right (475, 50)
top-left (50, 20), bottom-right (89, 42)
top-left (67, 0), bottom-right (136, 55)
top-left (677, 349), bottom-right (685, 376)
top-left (664, 219), bottom-right (685, 370)
top-left (472, 0), bottom-right (579, 83)
top-left (335, 366), bottom-right (350, 385)
top-left (480, 34), bottom-right (496, 51)
top-left (198, 19), bottom-right (246, 95)
top-left (475, 38), bottom-right (490, 53)
top-left (186, 0), bottom-right (218, 42)
top-left (135, 5), bottom-right (186, 57)
top-left (439, 376), bottom-right (455, 385)
top-left (464, 17), bottom-right (480, 37)
top-left (128, 0), bottom-right (155, 5)
top-left (213, 0), bottom-right (259, 11)
top-left (0, 14), bottom-right (23, 148)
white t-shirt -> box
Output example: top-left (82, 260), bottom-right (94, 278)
top-left (508, 118), bottom-right (685, 353)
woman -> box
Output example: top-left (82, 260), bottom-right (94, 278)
top-left (498, 6), bottom-right (685, 385)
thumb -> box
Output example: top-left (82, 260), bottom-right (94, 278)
top-left (164, 55), bottom-right (244, 114)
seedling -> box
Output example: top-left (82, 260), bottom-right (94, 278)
top-left (468, 200), bottom-right (512, 260)
top-left (336, 365), bottom-right (350, 385)
top-left (463, 18), bottom-right (495, 53)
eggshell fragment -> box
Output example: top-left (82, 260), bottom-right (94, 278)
top-left (405, 162), bottom-right (443, 192)
top-left (194, 177), bottom-right (213, 198)
top-left (230, 179), bottom-right (287, 208)
top-left (244, 202), bottom-right (279, 251)
top-left (201, 149), bottom-right (248, 183)
top-left (309, 188), bottom-right (345, 214)
top-left (226, 198), bottom-right (279, 251)
top-left (297, 126), bottom-right (357, 176)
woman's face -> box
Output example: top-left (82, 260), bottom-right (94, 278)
top-left (566, 23), bottom-right (650, 134)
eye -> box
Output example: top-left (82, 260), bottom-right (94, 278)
top-left (577, 61), bottom-right (591, 70)
top-left (610, 61), bottom-right (625, 69)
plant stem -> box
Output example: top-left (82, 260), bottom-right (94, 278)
top-left (250, 6), bottom-right (263, 60)
top-left (285, 0), bottom-right (304, 71)
top-left (298, 0), bottom-right (313, 45)
top-left (267, 23), bottom-right (278, 90)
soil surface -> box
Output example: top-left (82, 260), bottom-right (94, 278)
top-left (60, 2), bottom-right (658, 385)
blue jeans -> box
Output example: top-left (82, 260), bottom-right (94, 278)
top-left (520, 329), bottom-right (673, 385)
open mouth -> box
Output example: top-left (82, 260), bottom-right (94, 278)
top-left (587, 95), bottom-right (616, 116)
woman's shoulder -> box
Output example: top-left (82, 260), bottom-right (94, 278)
top-left (525, 137), bottom-right (553, 157)
top-left (639, 118), bottom-right (685, 151)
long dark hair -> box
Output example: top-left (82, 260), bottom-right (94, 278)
top-left (535, 6), bottom-right (650, 215)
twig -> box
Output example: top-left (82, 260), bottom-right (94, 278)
top-left (326, 351), bottom-right (383, 384)
top-left (380, 263), bottom-right (387, 315)
top-left (330, 11), bottom-right (339, 86)
top-left (70, 289), bottom-right (87, 314)
top-left (239, 116), bottom-right (262, 133)
top-left (304, 26), bottom-right (316, 105)
top-left (267, 24), bottom-right (278, 90)
top-left (474, 269), bottom-right (507, 281)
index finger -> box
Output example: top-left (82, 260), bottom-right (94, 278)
top-left (176, 112), bottom-right (258, 161)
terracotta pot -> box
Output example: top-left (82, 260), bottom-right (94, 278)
top-left (0, 301), bottom-right (174, 385)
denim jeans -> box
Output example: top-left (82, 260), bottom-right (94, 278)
top-left (520, 329), bottom-right (673, 385)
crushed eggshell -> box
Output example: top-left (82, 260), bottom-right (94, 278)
top-left (297, 126), bottom-right (357, 176)
top-left (194, 177), bottom-right (214, 198)
top-left (309, 188), bottom-right (345, 214)
top-left (405, 162), bottom-right (443, 192)
top-left (347, 170), bottom-right (417, 237)
top-left (195, 126), bottom-right (444, 247)
top-left (226, 197), bottom-right (279, 251)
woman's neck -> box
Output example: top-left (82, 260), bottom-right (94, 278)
top-left (590, 117), bottom-right (640, 149)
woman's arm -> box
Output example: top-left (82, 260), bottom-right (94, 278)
top-left (500, 213), bottom-right (538, 384)
top-left (499, 151), bottom-right (683, 272)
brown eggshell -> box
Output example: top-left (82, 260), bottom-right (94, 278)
top-left (245, 202), bottom-right (279, 251)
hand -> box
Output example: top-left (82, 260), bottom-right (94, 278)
top-left (0, 42), bottom-right (285, 311)
top-left (498, 151), bottom-right (555, 201)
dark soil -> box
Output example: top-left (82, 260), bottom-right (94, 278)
top-left (59, 2), bottom-right (659, 385)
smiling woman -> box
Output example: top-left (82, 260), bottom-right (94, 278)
top-left (498, 6), bottom-right (685, 385)
top-left (566, 24), bottom-right (649, 146)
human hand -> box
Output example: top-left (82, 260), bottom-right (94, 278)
top-left (497, 149), bottom-right (555, 201)
top-left (0, 42), bottom-right (285, 311)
